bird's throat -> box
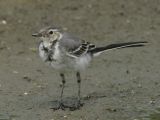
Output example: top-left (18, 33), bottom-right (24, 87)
top-left (43, 40), bottom-right (58, 50)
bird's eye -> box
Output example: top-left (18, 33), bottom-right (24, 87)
top-left (49, 31), bottom-right (53, 34)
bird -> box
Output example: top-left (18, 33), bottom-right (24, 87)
top-left (32, 26), bottom-right (147, 110)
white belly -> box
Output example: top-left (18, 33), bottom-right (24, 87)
top-left (52, 42), bottom-right (61, 60)
top-left (50, 42), bottom-right (65, 69)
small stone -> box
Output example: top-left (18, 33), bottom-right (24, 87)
top-left (7, 47), bottom-right (11, 50)
top-left (131, 90), bottom-right (135, 94)
top-left (88, 4), bottom-right (92, 8)
top-left (59, 83), bottom-right (63, 87)
top-left (63, 115), bottom-right (67, 118)
top-left (13, 71), bottom-right (18, 74)
top-left (18, 19), bottom-right (22, 23)
top-left (149, 100), bottom-right (155, 104)
top-left (37, 85), bottom-right (42, 88)
top-left (1, 20), bottom-right (7, 25)
top-left (119, 12), bottom-right (124, 16)
top-left (138, 84), bottom-right (142, 88)
top-left (24, 92), bottom-right (28, 95)
top-left (126, 70), bottom-right (130, 74)
top-left (106, 108), bottom-right (117, 112)
top-left (126, 19), bottom-right (131, 23)
top-left (74, 16), bottom-right (82, 20)
top-left (23, 75), bottom-right (32, 82)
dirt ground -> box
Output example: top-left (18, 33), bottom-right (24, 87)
top-left (0, 0), bottom-right (160, 120)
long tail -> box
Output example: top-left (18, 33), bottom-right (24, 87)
top-left (89, 41), bottom-right (147, 55)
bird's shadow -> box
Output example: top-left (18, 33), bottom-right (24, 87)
top-left (49, 92), bottom-right (107, 111)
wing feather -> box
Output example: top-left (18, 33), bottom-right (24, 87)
top-left (68, 41), bottom-right (96, 57)
top-left (58, 32), bottom-right (96, 58)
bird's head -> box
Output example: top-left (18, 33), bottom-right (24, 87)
top-left (32, 26), bottom-right (63, 47)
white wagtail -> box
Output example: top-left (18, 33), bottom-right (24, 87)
top-left (32, 26), bottom-right (147, 110)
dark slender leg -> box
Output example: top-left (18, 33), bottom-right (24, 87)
top-left (76, 72), bottom-right (84, 108)
top-left (69, 72), bottom-right (84, 111)
top-left (60, 73), bottom-right (65, 105)
top-left (51, 73), bottom-right (67, 110)
top-left (51, 72), bottom-right (83, 111)
top-left (76, 72), bottom-right (81, 103)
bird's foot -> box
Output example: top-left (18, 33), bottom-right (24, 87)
top-left (50, 101), bottom-right (84, 111)
top-left (69, 101), bottom-right (84, 111)
top-left (50, 102), bottom-right (69, 111)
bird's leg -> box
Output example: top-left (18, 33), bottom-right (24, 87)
top-left (51, 72), bottom-right (84, 111)
top-left (68, 72), bottom-right (84, 111)
top-left (60, 73), bottom-right (65, 105)
top-left (76, 72), bottom-right (84, 108)
top-left (77, 72), bottom-right (81, 104)
top-left (51, 73), bottom-right (67, 110)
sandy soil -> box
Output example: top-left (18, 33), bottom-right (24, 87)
top-left (0, 0), bottom-right (160, 120)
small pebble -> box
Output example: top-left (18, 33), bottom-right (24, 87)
top-left (74, 16), bottom-right (82, 20)
top-left (149, 100), bottom-right (155, 104)
top-left (126, 70), bottom-right (130, 74)
top-left (24, 92), bottom-right (28, 95)
top-left (23, 75), bottom-right (32, 82)
top-left (106, 108), bottom-right (117, 112)
top-left (7, 47), bottom-right (11, 50)
top-left (131, 90), bottom-right (135, 94)
top-left (63, 115), bottom-right (67, 118)
top-left (126, 19), bottom-right (131, 23)
top-left (13, 71), bottom-right (18, 74)
top-left (88, 4), bottom-right (92, 8)
top-left (138, 84), bottom-right (142, 88)
top-left (37, 85), bottom-right (42, 88)
top-left (18, 19), bottom-right (22, 23)
top-left (1, 20), bottom-right (7, 25)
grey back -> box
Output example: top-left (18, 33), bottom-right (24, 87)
top-left (59, 32), bottom-right (83, 51)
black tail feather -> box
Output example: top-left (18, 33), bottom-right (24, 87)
top-left (89, 41), bottom-right (147, 54)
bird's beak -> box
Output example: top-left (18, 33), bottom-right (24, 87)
top-left (32, 33), bottom-right (42, 37)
